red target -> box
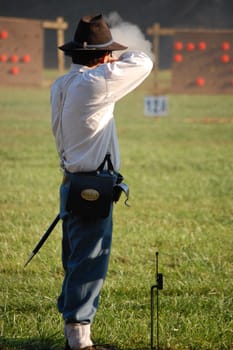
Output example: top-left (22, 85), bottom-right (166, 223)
top-left (221, 41), bottom-right (230, 51)
top-left (174, 41), bottom-right (183, 51)
top-left (10, 54), bottom-right (19, 63)
top-left (0, 54), bottom-right (8, 62)
top-left (22, 54), bottom-right (31, 63)
top-left (186, 42), bottom-right (195, 51)
top-left (0, 30), bottom-right (8, 39)
top-left (174, 53), bottom-right (183, 63)
top-left (10, 66), bottom-right (20, 75)
top-left (196, 77), bottom-right (205, 87)
top-left (221, 54), bottom-right (230, 63)
top-left (198, 41), bottom-right (207, 50)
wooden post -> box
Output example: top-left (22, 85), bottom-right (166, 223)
top-left (56, 17), bottom-right (66, 75)
top-left (147, 22), bottom-right (160, 92)
top-left (42, 16), bottom-right (68, 75)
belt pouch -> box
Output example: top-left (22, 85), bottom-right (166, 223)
top-left (66, 170), bottom-right (116, 219)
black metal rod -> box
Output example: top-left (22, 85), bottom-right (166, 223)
top-left (151, 251), bottom-right (162, 350)
top-left (24, 213), bottom-right (60, 267)
top-left (151, 285), bottom-right (154, 350)
top-left (156, 252), bottom-right (159, 350)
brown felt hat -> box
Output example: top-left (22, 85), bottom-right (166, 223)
top-left (59, 14), bottom-right (127, 52)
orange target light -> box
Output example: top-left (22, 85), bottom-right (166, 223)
top-left (0, 30), bottom-right (9, 39)
top-left (10, 66), bottom-right (20, 75)
top-left (0, 54), bottom-right (8, 62)
top-left (174, 41), bottom-right (183, 51)
top-left (22, 54), bottom-right (31, 63)
top-left (221, 54), bottom-right (230, 63)
top-left (198, 41), bottom-right (207, 50)
top-left (10, 55), bottom-right (19, 63)
top-left (174, 53), bottom-right (183, 63)
top-left (186, 42), bottom-right (195, 51)
top-left (221, 41), bottom-right (230, 51)
top-left (196, 77), bottom-right (205, 87)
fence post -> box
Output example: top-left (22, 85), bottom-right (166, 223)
top-left (147, 22), bottom-right (160, 92)
top-left (42, 16), bottom-right (68, 75)
top-left (56, 17), bottom-right (66, 75)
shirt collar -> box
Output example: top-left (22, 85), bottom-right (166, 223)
top-left (70, 63), bottom-right (91, 73)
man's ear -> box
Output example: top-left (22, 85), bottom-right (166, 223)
top-left (100, 53), bottom-right (109, 64)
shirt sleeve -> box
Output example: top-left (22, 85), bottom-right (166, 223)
top-left (103, 50), bottom-right (154, 102)
top-left (50, 79), bottom-right (62, 137)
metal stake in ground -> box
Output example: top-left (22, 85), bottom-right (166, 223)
top-left (150, 251), bottom-right (163, 350)
top-left (24, 214), bottom-right (60, 268)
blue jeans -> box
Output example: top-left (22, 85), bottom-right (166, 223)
top-left (57, 206), bottom-right (113, 323)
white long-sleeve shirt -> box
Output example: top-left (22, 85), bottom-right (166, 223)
top-left (51, 51), bottom-right (153, 173)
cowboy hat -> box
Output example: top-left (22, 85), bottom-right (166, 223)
top-left (59, 14), bottom-right (127, 52)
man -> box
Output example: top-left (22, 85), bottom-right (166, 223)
top-left (51, 14), bottom-right (153, 350)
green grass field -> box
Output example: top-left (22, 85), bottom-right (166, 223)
top-left (0, 71), bottom-right (233, 350)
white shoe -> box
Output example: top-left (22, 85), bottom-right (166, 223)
top-left (65, 323), bottom-right (93, 350)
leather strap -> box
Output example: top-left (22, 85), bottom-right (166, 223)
top-left (97, 153), bottom-right (114, 173)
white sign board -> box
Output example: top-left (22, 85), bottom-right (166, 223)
top-left (144, 96), bottom-right (168, 117)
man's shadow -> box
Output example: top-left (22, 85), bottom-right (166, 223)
top-left (0, 336), bottom-right (62, 350)
top-left (0, 337), bottom-right (150, 350)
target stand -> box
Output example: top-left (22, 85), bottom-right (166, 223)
top-left (150, 252), bottom-right (163, 350)
top-left (0, 16), bottom-right (43, 86)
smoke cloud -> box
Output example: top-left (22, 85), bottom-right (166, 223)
top-left (106, 12), bottom-right (155, 61)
